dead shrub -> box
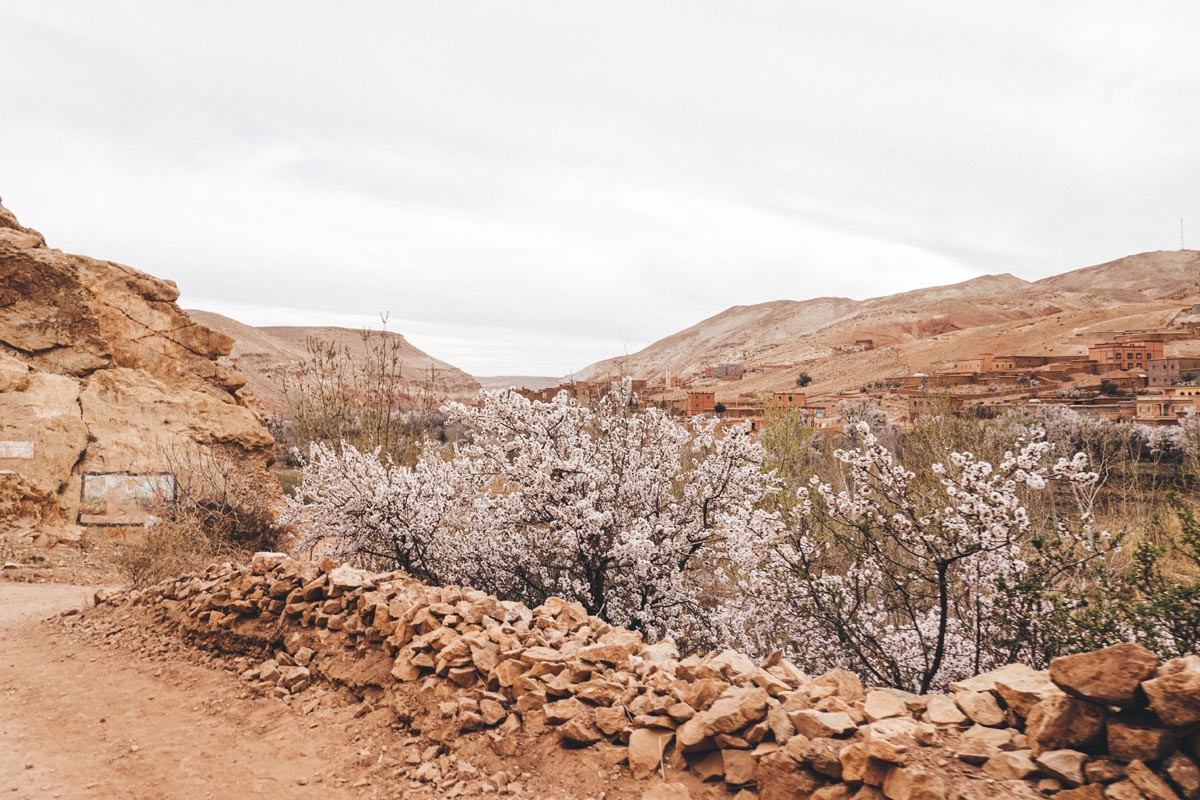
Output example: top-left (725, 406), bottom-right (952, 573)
top-left (112, 514), bottom-right (220, 588)
top-left (111, 443), bottom-right (291, 587)
top-left (158, 443), bottom-right (291, 554)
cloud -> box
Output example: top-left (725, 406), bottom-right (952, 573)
top-left (2, 1), bottom-right (1198, 374)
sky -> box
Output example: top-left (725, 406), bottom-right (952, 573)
top-left (2, 3), bottom-right (1198, 376)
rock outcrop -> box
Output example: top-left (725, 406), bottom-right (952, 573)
top-left (94, 556), bottom-right (1200, 800)
top-left (0, 201), bottom-right (274, 542)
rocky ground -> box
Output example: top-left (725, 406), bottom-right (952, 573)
top-left (0, 581), bottom-right (391, 799)
top-left (38, 553), bottom-right (1200, 800)
top-left (0, 575), bottom-right (675, 799)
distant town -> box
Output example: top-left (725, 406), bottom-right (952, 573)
top-left (516, 305), bottom-right (1200, 434)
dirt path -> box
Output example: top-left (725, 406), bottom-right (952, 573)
top-left (0, 581), bottom-right (371, 799)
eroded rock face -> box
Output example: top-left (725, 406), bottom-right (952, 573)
top-left (0, 201), bottom-right (274, 537)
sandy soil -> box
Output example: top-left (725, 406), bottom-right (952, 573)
top-left (0, 581), bottom-right (369, 800)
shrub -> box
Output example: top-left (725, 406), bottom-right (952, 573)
top-left (287, 382), bottom-right (780, 644)
top-left (285, 441), bottom-right (472, 582)
top-left (112, 513), bottom-right (218, 588)
top-left (159, 444), bottom-right (287, 553)
top-left (733, 423), bottom-right (1117, 691)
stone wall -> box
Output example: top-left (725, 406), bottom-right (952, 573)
top-left (96, 555), bottom-right (1200, 799)
top-left (0, 202), bottom-right (274, 543)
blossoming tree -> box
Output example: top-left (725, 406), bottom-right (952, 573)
top-left (286, 441), bottom-right (477, 583)
top-left (288, 382), bottom-right (780, 644)
top-left (443, 383), bottom-right (780, 642)
top-left (740, 423), bottom-right (1116, 692)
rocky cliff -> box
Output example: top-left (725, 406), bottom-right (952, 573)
top-left (0, 201), bottom-right (274, 544)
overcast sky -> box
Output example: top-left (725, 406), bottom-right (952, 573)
top-left (2, 3), bottom-right (1198, 376)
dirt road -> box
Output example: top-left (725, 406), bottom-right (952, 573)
top-left (0, 581), bottom-right (370, 799)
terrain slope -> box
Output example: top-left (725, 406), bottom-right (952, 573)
top-left (188, 310), bottom-right (481, 411)
top-left (578, 250), bottom-right (1200, 397)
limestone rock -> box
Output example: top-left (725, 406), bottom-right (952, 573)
top-left (1108, 711), bottom-right (1181, 762)
top-left (722, 749), bottom-right (757, 785)
top-left (924, 695), bottom-right (967, 726)
top-left (993, 667), bottom-right (1067, 718)
top-left (629, 728), bottom-right (674, 779)
top-left (0, 200), bottom-right (275, 534)
top-left (641, 783), bottom-right (690, 800)
top-left (1106, 780), bottom-right (1148, 799)
top-left (983, 749), bottom-right (1039, 781)
top-left (756, 750), bottom-right (824, 800)
top-left (882, 765), bottom-right (946, 799)
top-left (864, 690), bottom-right (907, 722)
top-left (701, 686), bottom-right (770, 734)
top-left (1024, 696), bottom-right (1107, 754)
top-left (1034, 749), bottom-right (1087, 786)
top-left (791, 709), bottom-right (857, 739)
top-left (1143, 666), bottom-right (1200, 729)
top-left (1050, 643), bottom-right (1158, 709)
top-left (954, 691), bottom-right (1006, 727)
top-left (1163, 752), bottom-right (1200, 800)
top-left (1127, 759), bottom-right (1184, 800)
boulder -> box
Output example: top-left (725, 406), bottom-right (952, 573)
top-left (1024, 696), bottom-right (1107, 754)
top-left (1163, 752), bottom-right (1200, 800)
top-left (994, 667), bottom-right (1067, 718)
top-left (0, 200), bottom-right (275, 535)
top-left (629, 729), bottom-right (675, 779)
top-left (954, 691), bottom-right (1006, 727)
top-left (1106, 779), bottom-right (1148, 799)
top-left (641, 783), bottom-right (690, 800)
top-left (1034, 749), bottom-right (1088, 786)
top-left (882, 765), bottom-right (947, 799)
top-left (755, 750), bottom-right (824, 800)
top-left (1108, 711), bottom-right (1181, 762)
top-left (1127, 759), bottom-right (1184, 800)
top-left (1143, 667), bottom-right (1200, 729)
top-left (790, 710), bottom-right (857, 739)
top-left (863, 690), bottom-right (907, 722)
top-left (721, 749), bottom-right (757, 785)
top-left (700, 687), bottom-right (769, 734)
top-left (983, 750), bottom-right (1039, 781)
top-left (1050, 643), bottom-right (1158, 709)
top-left (924, 695), bottom-right (967, 725)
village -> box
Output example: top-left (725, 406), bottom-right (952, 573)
top-left (516, 305), bottom-right (1200, 435)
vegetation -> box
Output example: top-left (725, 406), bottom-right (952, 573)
top-left (114, 445), bottom-right (289, 587)
top-left (283, 382), bottom-right (1200, 689)
top-left (279, 319), bottom-right (451, 467)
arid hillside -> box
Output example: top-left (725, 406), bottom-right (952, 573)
top-left (578, 250), bottom-right (1200, 398)
top-left (188, 311), bottom-right (481, 412)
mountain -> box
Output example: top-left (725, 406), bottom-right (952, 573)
top-left (577, 250), bottom-right (1200, 397)
top-left (188, 311), bottom-right (481, 412)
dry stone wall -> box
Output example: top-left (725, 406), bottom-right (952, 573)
top-left (95, 555), bottom-right (1200, 800)
top-left (0, 201), bottom-right (274, 542)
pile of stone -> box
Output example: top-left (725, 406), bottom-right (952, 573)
top-left (97, 555), bottom-right (1200, 799)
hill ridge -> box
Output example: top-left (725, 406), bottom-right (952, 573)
top-left (577, 250), bottom-right (1200, 394)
